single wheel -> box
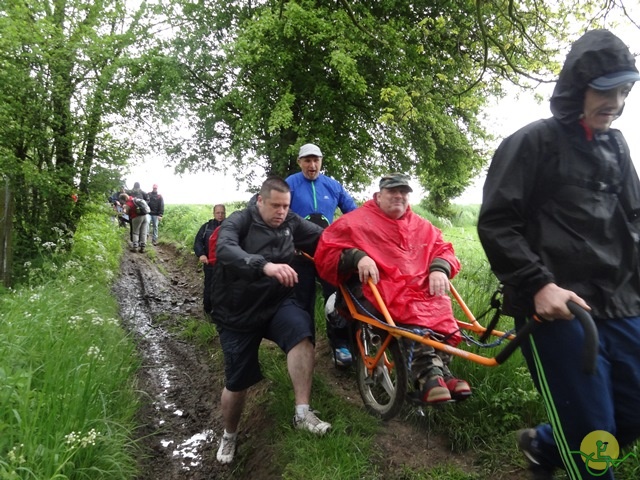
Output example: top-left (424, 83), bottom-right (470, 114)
top-left (355, 323), bottom-right (407, 420)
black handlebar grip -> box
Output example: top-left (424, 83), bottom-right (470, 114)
top-left (495, 301), bottom-right (599, 375)
top-left (494, 317), bottom-right (541, 365)
top-left (567, 301), bottom-right (599, 375)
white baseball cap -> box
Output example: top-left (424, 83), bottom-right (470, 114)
top-left (298, 143), bottom-right (323, 158)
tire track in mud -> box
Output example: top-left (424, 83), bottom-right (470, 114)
top-left (113, 246), bottom-right (230, 480)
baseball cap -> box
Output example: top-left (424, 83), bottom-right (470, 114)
top-left (153, 184), bottom-right (158, 189)
top-left (298, 143), bottom-right (323, 158)
top-left (588, 70), bottom-right (640, 90)
top-left (379, 173), bottom-right (413, 192)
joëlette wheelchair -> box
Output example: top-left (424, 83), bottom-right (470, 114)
top-left (329, 279), bottom-right (598, 420)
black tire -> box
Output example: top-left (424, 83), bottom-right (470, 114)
top-left (355, 323), bottom-right (408, 420)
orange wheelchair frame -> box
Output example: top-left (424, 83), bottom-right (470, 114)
top-left (336, 279), bottom-right (598, 419)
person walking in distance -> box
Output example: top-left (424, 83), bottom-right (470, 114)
top-left (478, 29), bottom-right (640, 480)
top-left (147, 184), bottom-right (165, 246)
top-left (119, 193), bottom-right (150, 253)
top-left (286, 143), bottom-right (357, 367)
top-left (193, 204), bottom-right (226, 316)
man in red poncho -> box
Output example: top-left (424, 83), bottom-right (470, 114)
top-left (315, 173), bottom-right (471, 404)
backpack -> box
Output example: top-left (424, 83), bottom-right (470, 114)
top-left (133, 197), bottom-right (150, 215)
top-left (207, 225), bottom-right (221, 265)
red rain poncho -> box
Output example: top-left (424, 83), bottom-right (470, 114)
top-left (315, 200), bottom-right (461, 345)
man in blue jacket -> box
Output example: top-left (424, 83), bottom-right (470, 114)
top-left (286, 143), bottom-right (357, 367)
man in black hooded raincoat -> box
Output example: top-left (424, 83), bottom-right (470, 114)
top-left (478, 30), bottom-right (640, 479)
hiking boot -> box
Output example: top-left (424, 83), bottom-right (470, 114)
top-left (334, 347), bottom-right (352, 367)
top-left (130, 246), bottom-right (138, 252)
top-left (293, 409), bottom-right (331, 435)
top-left (139, 246), bottom-right (145, 253)
top-left (445, 377), bottom-right (472, 401)
top-left (216, 433), bottom-right (237, 464)
top-left (516, 428), bottom-right (555, 479)
top-left (421, 376), bottom-right (452, 404)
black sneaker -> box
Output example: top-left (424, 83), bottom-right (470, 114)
top-left (516, 429), bottom-right (555, 479)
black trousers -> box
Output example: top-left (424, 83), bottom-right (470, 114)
top-left (291, 255), bottom-right (350, 349)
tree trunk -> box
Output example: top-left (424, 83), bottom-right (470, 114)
top-left (0, 179), bottom-right (14, 287)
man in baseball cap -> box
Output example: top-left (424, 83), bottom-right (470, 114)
top-left (315, 172), bottom-right (470, 404)
top-left (379, 173), bottom-right (414, 192)
top-left (286, 142), bottom-right (357, 368)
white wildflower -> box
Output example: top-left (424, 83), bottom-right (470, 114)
top-left (7, 444), bottom-right (25, 464)
top-left (68, 315), bottom-right (82, 328)
top-left (64, 431), bottom-right (79, 445)
top-left (23, 261), bottom-right (31, 268)
top-left (87, 346), bottom-right (104, 361)
top-left (80, 428), bottom-right (99, 447)
top-left (64, 429), bottom-right (99, 449)
top-left (42, 241), bottom-right (56, 249)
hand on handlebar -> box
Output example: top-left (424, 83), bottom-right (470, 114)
top-left (429, 270), bottom-right (450, 296)
top-left (357, 256), bottom-right (379, 284)
top-left (534, 283), bottom-right (591, 321)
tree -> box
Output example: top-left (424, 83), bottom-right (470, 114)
top-left (154, 0), bottom-right (637, 212)
top-left (151, 0), bottom-right (574, 211)
top-left (0, 0), bottom-right (154, 278)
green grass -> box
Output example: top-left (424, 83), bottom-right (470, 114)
top-left (0, 203), bottom-right (139, 479)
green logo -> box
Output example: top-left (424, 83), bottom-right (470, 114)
top-left (571, 430), bottom-right (637, 476)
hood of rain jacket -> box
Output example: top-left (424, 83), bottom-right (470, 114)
top-left (551, 29), bottom-right (638, 124)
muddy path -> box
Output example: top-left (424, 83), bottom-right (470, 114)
top-left (113, 243), bottom-right (525, 479)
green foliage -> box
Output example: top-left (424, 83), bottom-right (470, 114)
top-left (1, 0), bottom-right (156, 280)
top-left (0, 202), bottom-right (139, 479)
top-left (152, 0), bottom-right (596, 209)
top-left (160, 203), bottom-right (244, 253)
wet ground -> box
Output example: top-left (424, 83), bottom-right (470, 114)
top-left (114, 244), bottom-right (229, 479)
top-left (113, 243), bottom-right (526, 479)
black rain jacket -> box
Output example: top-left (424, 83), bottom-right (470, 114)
top-left (478, 30), bottom-right (640, 319)
top-left (210, 205), bottom-right (323, 331)
top-left (193, 219), bottom-right (222, 259)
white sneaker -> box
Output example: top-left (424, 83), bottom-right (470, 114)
top-left (293, 409), bottom-right (331, 435)
top-left (216, 433), bottom-right (236, 464)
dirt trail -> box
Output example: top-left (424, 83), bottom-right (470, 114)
top-left (113, 243), bottom-right (526, 479)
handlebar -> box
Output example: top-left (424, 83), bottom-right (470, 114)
top-left (567, 301), bottom-right (599, 375)
top-left (495, 301), bottom-right (599, 375)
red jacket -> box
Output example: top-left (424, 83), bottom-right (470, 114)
top-left (315, 200), bottom-right (461, 344)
